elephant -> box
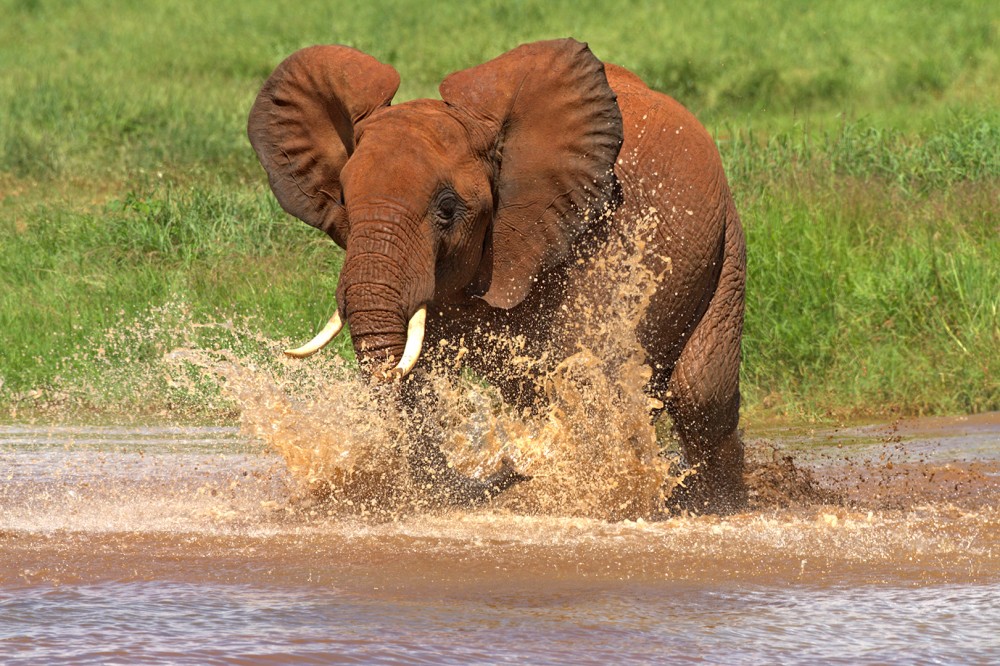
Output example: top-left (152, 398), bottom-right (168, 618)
top-left (248, 38), bottom-right (747, 514)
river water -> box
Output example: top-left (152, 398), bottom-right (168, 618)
top-left (1, 414), bottom-right (998, 664)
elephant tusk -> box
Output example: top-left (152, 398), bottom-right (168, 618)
top-left (389, 306), bottom-right (427, 379)
top-left (284, 310), bottom-right (344, 358)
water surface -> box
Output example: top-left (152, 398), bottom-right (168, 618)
top-left (2, 415), bottom-right (998, 664)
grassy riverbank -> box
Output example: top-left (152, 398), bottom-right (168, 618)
top-left (1, 0), bottom-right (997, 419)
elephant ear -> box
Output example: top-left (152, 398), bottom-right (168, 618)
top-left (248, 45), bottom-right (400, 245)
top-left (440, 39), bottom-right (623, 308)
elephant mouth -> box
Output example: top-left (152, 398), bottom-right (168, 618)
top-left (284, 304), bottom-right (428, 381)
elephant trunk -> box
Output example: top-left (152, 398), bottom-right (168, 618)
top-left (343, 304), bottom-right (426, 379)
top-left (337, 211), bottom-right (434, 378)
top-left (344, 304), bottom-right (410, 376)
top-left (334, 212), bottom-right (530, 505)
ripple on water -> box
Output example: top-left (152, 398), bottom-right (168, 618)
top-left (2, 578), bottom-right (999, 665)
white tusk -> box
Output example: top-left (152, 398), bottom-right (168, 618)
top-left (284, 311), bottom-right (344, 358)
top-left (390, 306), bottom-right (427, 378)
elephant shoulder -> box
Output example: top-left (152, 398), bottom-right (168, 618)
top-left (606, 64), bottom-right (723, 175)
top-left (603, 63), bottom-right (649, 94)
top-left (605, 64), bottom-right (697, 130)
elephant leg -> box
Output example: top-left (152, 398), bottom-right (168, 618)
top-left (397, 376), bottom-right (531, 506)
top-left (661, 230), bottom-right (747, 515)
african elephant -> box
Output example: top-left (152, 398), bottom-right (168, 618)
top-left (248, 39), bottom-right (747, 514)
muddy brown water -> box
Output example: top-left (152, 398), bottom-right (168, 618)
top-left (1, 414), bottom-right (998, 664)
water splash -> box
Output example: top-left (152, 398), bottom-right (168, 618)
top-left (144, 201), bottom-right (691, 521)
top-left (26, 166), bottom-right (965, 524)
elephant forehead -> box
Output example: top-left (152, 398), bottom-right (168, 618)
top-left (346, 102), bottom-right (483, 198)
top-left (356, 100), bottom-right (471, 156)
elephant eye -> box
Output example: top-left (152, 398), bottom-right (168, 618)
top-left (434, 189), bottom-right (461, 225)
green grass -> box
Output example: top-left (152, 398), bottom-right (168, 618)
top-left (1, 0), bottom-right (998, 419)
top-left (731, 123), bottom-right (998, 416)
top-left (1, 182), bottom-right (349, 390)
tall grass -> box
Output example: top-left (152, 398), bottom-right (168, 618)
top-left (723, 115), bottom-right (999, 195)
top-left (740, 179), bottom-right (997, 416)
top-left (1, 0), bottom-right (998, 418)
top-left (1, 182), bottom-right (349, 391)
top-left (722, 117), bottom-right (998, 416)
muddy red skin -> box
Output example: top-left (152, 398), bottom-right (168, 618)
top-left (248, 39), bottom-right (746, 513)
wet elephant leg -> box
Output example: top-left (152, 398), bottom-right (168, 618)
top-left (661, 228), bottom-right (747, 514)
top-left (396, 376), bottom-right (530, 506)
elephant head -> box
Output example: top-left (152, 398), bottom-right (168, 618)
top-left (248, 39), bottom-right (623, 377)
